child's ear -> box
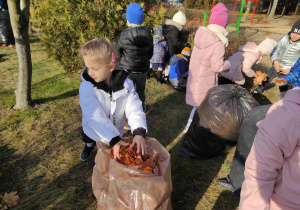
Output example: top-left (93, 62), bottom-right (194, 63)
top-left (109, 64), bottom-right (115, 72)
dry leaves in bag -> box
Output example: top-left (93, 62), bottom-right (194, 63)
top-left (110, 137), bottom-right (159, 172)
top-left (253, 71), bottom-right (268, 85)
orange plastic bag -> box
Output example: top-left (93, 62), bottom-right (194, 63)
top-left (92, 137), bottom-right (172, 210)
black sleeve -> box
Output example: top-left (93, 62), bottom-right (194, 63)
top-left (171, 29), bottom-right (185, 50)
top-left (132, 127), bottom-right (147, 139)
top-left (109, 135), bottom-right (122, 148)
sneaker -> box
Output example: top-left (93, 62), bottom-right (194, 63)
top-left (217, 176), bottom-right (235, 192)
top-left (157, 80), bottom-right (162, 85)
top-left (80, 144), bottom-right (95, 161)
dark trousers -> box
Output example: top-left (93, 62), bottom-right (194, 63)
top-left (82, 129), bottom-right (95, 144)
top-left (228, 104), bottom-right (271, 192)
top-left (257, 66), bottom-right (289, 99)
top-left (128, 72), bottom-right (148, 105)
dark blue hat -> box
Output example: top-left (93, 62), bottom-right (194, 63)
top-left (126, 3), bottom-right (144, 25)
top-left (154, 26), bottom-right (163, 36)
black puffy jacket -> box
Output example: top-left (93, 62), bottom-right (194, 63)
top-left (116, 26), bottom-right (153, 73)
top-left (163, 19), bottom-right (185, 61)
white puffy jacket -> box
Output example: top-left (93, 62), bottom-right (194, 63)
top-left (79, 68), bottom-right (147, 146)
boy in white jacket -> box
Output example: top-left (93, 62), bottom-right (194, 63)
top-left (79, 38), bottom-right (147, 161)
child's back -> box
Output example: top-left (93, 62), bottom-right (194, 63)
top-left (117, 26), bottom-right (153, 73)
top-left (186, 25), bottom-right (230, 106)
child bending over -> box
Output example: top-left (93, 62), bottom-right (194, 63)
top-left (79, 38), bottom-right (147, 161)
top-left (169, 47), bottom-right (191, 90)
top-left (220, 38), bottom-right (276, 85)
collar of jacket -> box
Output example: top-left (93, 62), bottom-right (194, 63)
top-left (82, 66), bottom-right (129, 93)
top-left (128, 25), bottom-right (142, 27)
top-left (164, 19), bottom-right (183, 31)
top-left (207, 24), bottom-right (229, 47)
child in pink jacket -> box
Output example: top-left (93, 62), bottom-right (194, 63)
top-left (220, 38), bottom-right (277, 85)
top-left (184, 3), bottom-right (231, 133)
top-left (239, 87), bottom-right (300, 210)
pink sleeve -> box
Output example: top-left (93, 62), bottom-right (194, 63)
top-left (210, 43), bottom-right (228, 73)
top-left (242, 54), bottom-right (258, 77)
top-left (239, 101), bottom-right (299, 209)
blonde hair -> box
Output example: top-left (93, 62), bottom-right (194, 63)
top-left (80, 38), bottom-right (119, 67)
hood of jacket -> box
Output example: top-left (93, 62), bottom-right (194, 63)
top-left (194, 26), bottom-right (224, 50)
top-left (81, 66), bottom-right (129, 93)
top-left (153, 36), bottom-right (165, 45)
top-left (169, 54), bottom-right (187, 66)
top-left (207, 24), bottom-right (229, 47)
top-left (163, 19), bottom-right (183, 31)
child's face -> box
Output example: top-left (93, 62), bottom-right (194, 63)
top-left (290, 32), bottom-right (300, 43)
top-left (84, 56), bottom-right (114, 84)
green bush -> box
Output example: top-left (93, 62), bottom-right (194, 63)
top-left (32, 0), bottom-right (165, 72)
top-left (185, 0), bottom-right (211, 10)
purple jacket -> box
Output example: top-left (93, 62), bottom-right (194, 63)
top-left (150, 36), bottom-right (168, 64)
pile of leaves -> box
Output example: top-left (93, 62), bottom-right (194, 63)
top-left (253, 71), bottom-right (268, 85)
top-left (111, 137), bottom-right (159, 173)
top-left (0, 192), bottom-right (20, 209)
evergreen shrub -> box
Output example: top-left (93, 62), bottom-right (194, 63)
top-left (32, 0), bottom-right (165, 72)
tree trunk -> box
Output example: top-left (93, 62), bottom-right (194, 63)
top-left (267, 0), bottom-right (272, 16)
top-left (242, 1), bottom-right (252, 21)
top-left (280, 0), bottom-right (288, 16)
top-left (7, 0), bottom-right (32, 109)
top-left (295, 0), bottom-right (300, 16)
top-left (268, 0), bottom-right (278, 19)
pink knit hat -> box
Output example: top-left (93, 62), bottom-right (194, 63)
top-left (257, 38), bottom-right (277, 55)
top-left (209, 3), bottom-right (228, 28)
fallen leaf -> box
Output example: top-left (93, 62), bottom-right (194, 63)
top-left (3, 191), bottom-right (20, 207)
top-left (254, 71), bottom-right (268, 85)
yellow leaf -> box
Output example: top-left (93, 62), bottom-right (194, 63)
top-left (3, 192), bottom-right (20, 207)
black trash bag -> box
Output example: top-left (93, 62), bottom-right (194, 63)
top-left (180, 84), bottom-right (260, 159)
top-left (0, 11), bottom-right (15, 45)
top-left (226, 104), bottom-right (272, 193)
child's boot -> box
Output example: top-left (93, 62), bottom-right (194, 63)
top-left (147, 68), bottom-right (152, 79)
top-left (157, 71), bottom-right (163, 84)
top-left (80, 142), bottom-right (96, 161)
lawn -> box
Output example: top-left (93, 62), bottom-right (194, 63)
top-left (0, 33), bottom-right (279, 209)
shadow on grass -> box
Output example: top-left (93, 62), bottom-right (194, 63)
top-left (212, 190), bottom-right (240, 210)
top-left (0, 144), bottom-right (41, 194)
top-left (145, 88), bottom-right (228, 210)
top-left (1, 127), bottom-right (97, 209)
top-left (33, 89), bottom-right (79, 105)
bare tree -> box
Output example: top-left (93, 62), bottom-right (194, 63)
top-left (242, 1), bottom-right (252, 21)
top-left (7, 0), bottom-right (32, 109)
top-left (268, 0), bottom-right (278, 19)
top-left (295, 0), bottom-right (300, 16)
top-left (280, 0), bottom-right (288, 16)
top-left (267, 0), bottom-right (273, 16)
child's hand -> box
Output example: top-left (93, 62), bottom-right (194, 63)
top-left (281, 68), bottom-right (290, 75)
top-left (131, 135), bottom-right (146, 155)
top-left (274, 60), bottom-right (281, 73)
top-left (112, 140), bottom-right (129, 160)
top-left (274, 78), bottom-right (287, 86)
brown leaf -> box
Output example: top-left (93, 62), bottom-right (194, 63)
top-left (253, 71), bottom-right (268, 85)
top-left (3, 191), bottom-right (20, 207)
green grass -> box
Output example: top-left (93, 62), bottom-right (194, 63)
top-left (0, 37), bottom-right (279, 209)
